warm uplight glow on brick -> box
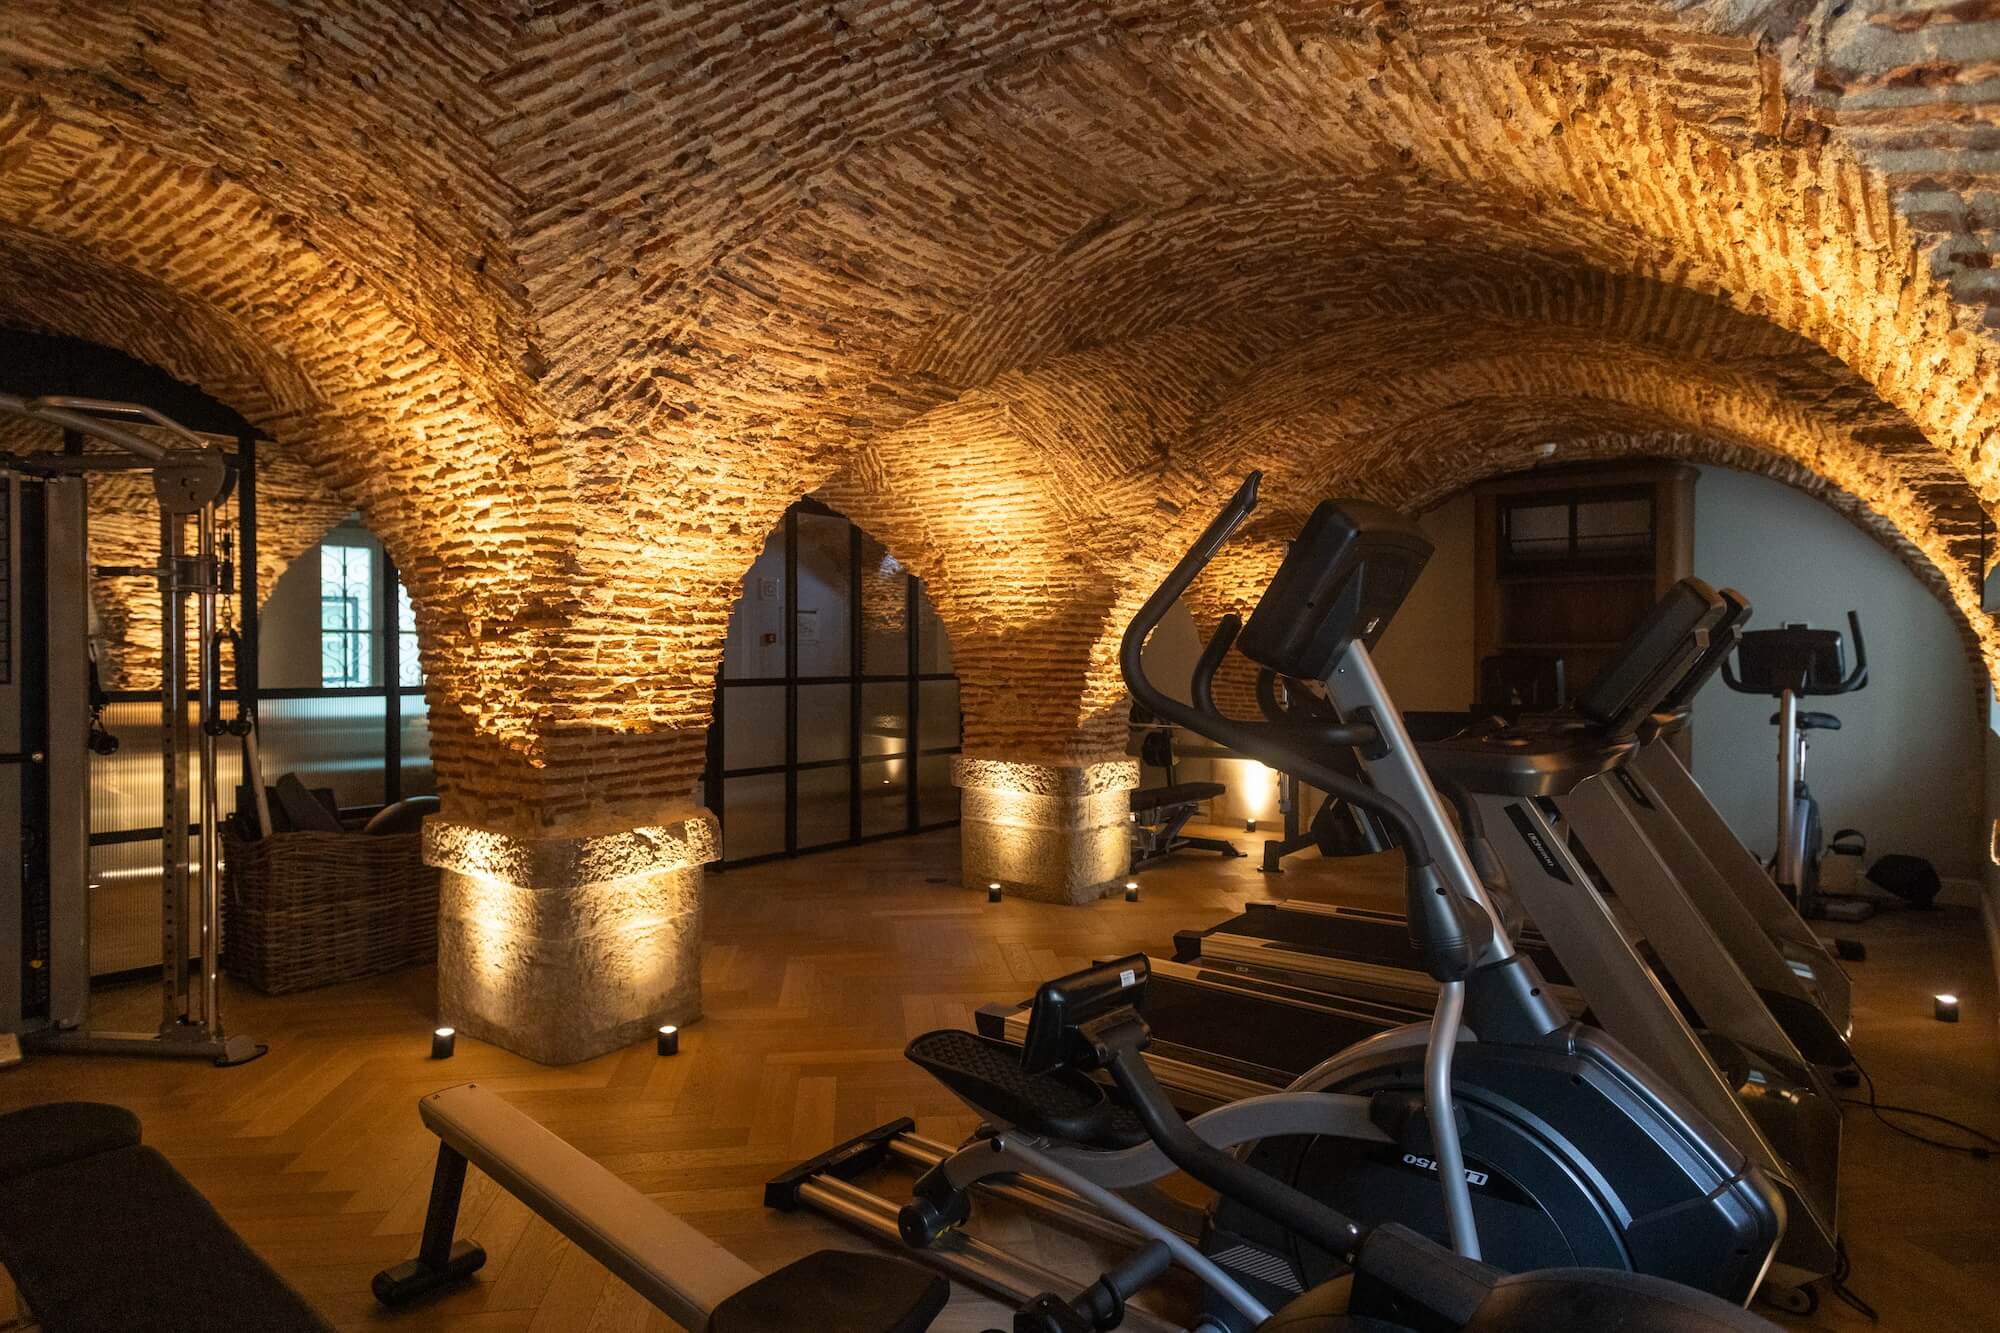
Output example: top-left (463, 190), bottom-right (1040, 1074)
top-left (955, 758), bottom-right (1140, 904)
top-left (11, 1), bottom-right (2000, 1056)
top-left (425, 814), bottom-right (712, 1064)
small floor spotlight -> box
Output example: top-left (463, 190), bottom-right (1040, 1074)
top-left (430, 1027), bottom-right (456, 1060)
top-left (657, 1024), bottom-right (681, 1056)
top-left (1935, 994), bottom-right (1960, 1023)
top-left (1124, 880), bottom-right (1140, 903)
top-left (987, 882), bottom-right (1002, 903)
top-left (1245, 818), bottom-right (1258, 833)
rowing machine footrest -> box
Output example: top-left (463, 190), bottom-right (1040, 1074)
top-left (764, 1118), bottom-right (914, 1211)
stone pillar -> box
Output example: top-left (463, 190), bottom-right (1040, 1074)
top-left (954, 757), bottom-right (1138, 904)
top-left (423, 807), bottom-right (717, 1065)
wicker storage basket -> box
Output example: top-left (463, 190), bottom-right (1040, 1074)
top-left (222, 825), bottom-right (440, 994)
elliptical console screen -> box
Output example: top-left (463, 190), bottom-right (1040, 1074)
top-left (1238, 499), bottom-right (1433, 681)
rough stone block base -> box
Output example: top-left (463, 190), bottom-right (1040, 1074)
top-left (424, 808), bottom-right (717, 1065)
top-left (954, 757), bottom-right (1138, 904)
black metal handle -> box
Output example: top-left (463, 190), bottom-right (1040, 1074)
top-left (1122, 474), bottom-right (1262, 670)
top-left (1841, 610), bottom-right (1867, 692)
top-left (1106, 1043), bottom-right (1365, 1264)
top-left (202, 630), bottom-right (228, 736)
top-left (0, 751), bottom-right (44, 765)
top-left (1119, 476), bottom-right (1432, 867)
top-left (1255, 667), bottom-right (1287, 725)
top-left (1189, 614), bottom-right (1239, 717)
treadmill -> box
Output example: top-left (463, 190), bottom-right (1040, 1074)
top-left (1174, 582), bottom-right (1851, 1070)
top-left (1171, 899), bottom-right (1585, 1018)
top-left (1404, 585), bottom-right (1844, 1294)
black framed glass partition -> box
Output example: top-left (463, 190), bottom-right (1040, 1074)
top-left (707, 499), bottom-right (962, 865)
top-left (92, 512), bottom-right (432, 876)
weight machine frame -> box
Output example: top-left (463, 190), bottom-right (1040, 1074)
top-left (1, 393), bottom-right (263, 1065)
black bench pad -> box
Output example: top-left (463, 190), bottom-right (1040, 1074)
top-left (0, 1143), bottom-right (333, 1332)
top-left (0, 1101), bottom-right (139, 1183)
top-left (1769, 709), bottom-right (1840, 731)
top-left (1130, 781), bottom-right (1225, 815)
top-left (711, 1248), bottom-right (947, 1333)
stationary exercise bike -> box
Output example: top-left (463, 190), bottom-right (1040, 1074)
top-left (1722, 614), bottom-right (1869, 921)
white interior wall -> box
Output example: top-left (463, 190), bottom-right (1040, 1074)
top-left (1686, 467), bottom-right (1983, 880)
top-left (1370, 492), bottom-right (1478, 713)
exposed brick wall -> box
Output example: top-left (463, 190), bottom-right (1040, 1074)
top-left (3, 1), bottom-right (1999, 831)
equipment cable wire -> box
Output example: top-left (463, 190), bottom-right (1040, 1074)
top-left (1816, 1059), bottom-right (2000, 1320)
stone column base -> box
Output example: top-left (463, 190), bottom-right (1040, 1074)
top-left (423, 808), bottom-right (717, 1066)
top-left (954, 757), bottom-right (1138, 904)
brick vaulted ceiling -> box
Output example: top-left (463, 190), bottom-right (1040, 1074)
top-left (2, 1), bottom-right (1998, 829)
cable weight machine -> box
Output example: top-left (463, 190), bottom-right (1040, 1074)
top-left (1, 393), bottom-right (264, 1066)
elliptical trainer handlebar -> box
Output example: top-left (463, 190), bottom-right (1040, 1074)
top-left (1122, 474), bottom-right (1492, 983)
top-left (1841, 610), bottom-right (1867, 691)
top-left (1121, 473), bottom-right (1432, 866)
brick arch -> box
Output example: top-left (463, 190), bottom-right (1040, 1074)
top-left (1157, 298), bottom-right (1996, 666)
top-left (826, 267), bottom-right (1991, 759)
top-left (813, 442), bottom-right (1134, 764)
top-left (8, 2), bottom-right (2000, 827)
top-left (569, 12), bottom-right (2000, 509)
top-left (0, 240), bottom-right (353, 689)
top-left (0, 107), bottom-right (587, 826)
top-left (1269, 377), bottom-right (1997, 672)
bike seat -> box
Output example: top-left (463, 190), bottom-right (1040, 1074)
top-left (1130, 781), bottom-right (1225, 815)
top-left (904, 1030), bottom-right (1148, 1149)
top-left (1768, 709), bottom-right (1840, 731)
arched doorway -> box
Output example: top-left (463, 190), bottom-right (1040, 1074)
top-left (708, 499), bottom-right (962, 864)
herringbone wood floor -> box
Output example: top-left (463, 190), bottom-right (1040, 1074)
top-left (2, 827), bottom-right (1996, 1332)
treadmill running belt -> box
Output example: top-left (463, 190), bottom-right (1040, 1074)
top-left (1140, 974), bottom-right (1392, 1082)
top-left (1217, 906), bottom-right (1575, 988)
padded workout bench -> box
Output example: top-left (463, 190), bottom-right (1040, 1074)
top-left (376, 1082), bottom-right (946, 1332)
top-left (1129, 714), bottom-right (1242, 870)
top-left (0, 1101), bottom-right (330, 1332)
